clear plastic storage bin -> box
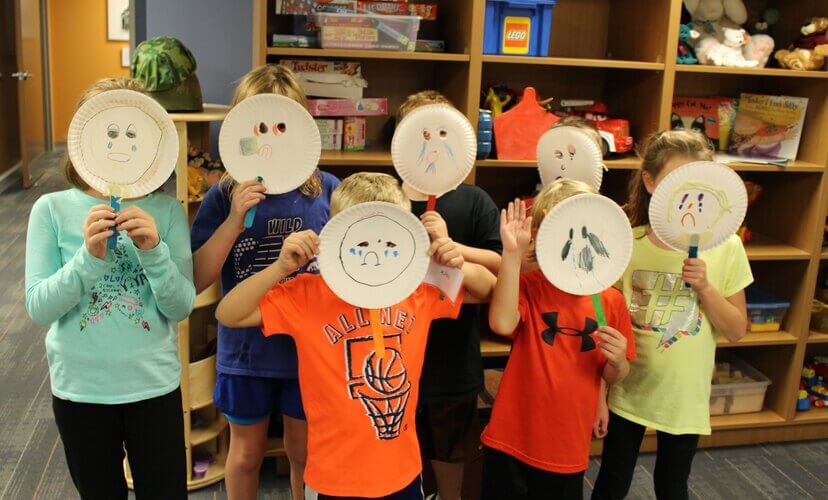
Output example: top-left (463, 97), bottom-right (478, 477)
top-left (312, 13), bottom-right (420, 51)
top-left (710, 354), bottom-right (771, 416)
top-left (746, 285), bottom-right (790, 332)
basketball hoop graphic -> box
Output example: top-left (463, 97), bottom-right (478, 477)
top-left (345, 334), bottom-right (411, 440)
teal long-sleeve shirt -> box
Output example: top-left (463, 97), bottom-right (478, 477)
top-left (25, 189), bottom-right (195, 404)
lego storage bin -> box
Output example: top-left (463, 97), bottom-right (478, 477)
top-left (746, 285), bottom-right (790, 333)
top-left (483, 0), bottom-right (556, 56)
top-left (710, 354), bottom-right (771, 416)
top-left (312, 12), bottom-right (420, 51)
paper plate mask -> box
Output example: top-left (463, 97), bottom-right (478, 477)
top-left (67, 89), bottom-right (178, 198)
top-left (318, 202), bottom-right (431, 309)
top-left (391, 104), bottom-right (476, 196)
top-left (219, 94), bottom-right (320, 194)
top-left (535, 194), bottom-right (633, 296)
top-left (649, 161), bottom-right (747, 252)
top-left (536, 126), bottom-right (604, 190)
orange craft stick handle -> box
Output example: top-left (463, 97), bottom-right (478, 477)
top-left (369, 309), bottom-right (385, 358)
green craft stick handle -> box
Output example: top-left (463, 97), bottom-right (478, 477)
top-left (591, 293), bottom-right (607, 328)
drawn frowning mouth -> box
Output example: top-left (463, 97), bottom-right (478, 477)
top-left (680, 212), bottom-right (697, 227)
top-left (107, 152), bottom-right (131, 163)
top-left (361, 251), bottom-right (381, 266)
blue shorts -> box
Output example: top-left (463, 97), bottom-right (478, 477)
top-left (214, 372), bottom-right (305, 425)
top-left (306, 476), bottom-right (423, 499)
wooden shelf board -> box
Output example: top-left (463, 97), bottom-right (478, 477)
top-left (482, 55), bottom-right (664, 71)
top-left (476, 156), bottom-right (641, 170)
top-left (481, 335), bottom-right (511, 357)
top-left (821, 249), bottom-right (828, 260)
top-left (717, 330), bottom-right (797, 347)
top-left (744, 234), bottom-right (810, 261)
top-left (676, 65), bottom-right (828, 79)
top-left (319, 149), bottom-right (393, 167)
top-left (808, 331), bottom-right (828, 343)
top-left (169, 104), bottom-right (230, 123)
top-left (195, 282), bottom-right (221, 309)
top-left (266, 47), bottom-right (469, 62)
top-left (793, 407), bottom-right (828, 424)
top-left (722, 160), bottom-right (825, 173)
top-left (264, 437), bottom-right (286, 457)
top-left (188, 453), bottom-right (227, 490)
top-left (709, 409), bottom-right (787, 430)
top-left (190, 415), bottom-right (228, 447)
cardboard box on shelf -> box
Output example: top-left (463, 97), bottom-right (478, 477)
top-left (281, 59), bottom-right (367, 99)
top-left (344, 116), bottom-right (366, 151)
top-left (321, 133), bottom-right (343, 150)
top-left (357, 2), bottom-right (438, 20)
top-left (308, 98), bottom-right (388, 117)
top-left (276, 0), bottom-right (356, 15)
top-left (315, 118), bottom-right (344, 135)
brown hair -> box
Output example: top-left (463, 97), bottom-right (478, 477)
top-left (220, 64), bottom-right (322, 198)
top-left (330, 172), bottom-right (410, 217)
top-left (528, 178), bottom-right (597, 261)
top-left (625, 130), bottom-right (714, 228)
top-left (397, 90), bottom-right (452, 122)
top-left (64, 78), bottom-right (147, 191)
top-left (551, 116), bottom-right (603, 155)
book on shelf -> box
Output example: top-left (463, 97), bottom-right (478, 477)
top-left (671, 97), bottom-right (737, 151)
top-left (728, 93), bottom-right (808, 162)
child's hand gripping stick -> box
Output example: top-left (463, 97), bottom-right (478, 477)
top-left (243, 176), bottom-right (264, 229)
top-left (591, 293), bottom-right (607, 347)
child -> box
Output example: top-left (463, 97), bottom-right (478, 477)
top-left (190, 64), bottom-right (339, 499)
top-left (398, 91), bottom-right (502, 500)
top-left (591, 130), bottom-right (752, 500)
top-left (215, 172), bottom-right (496, 499)
top-left (25, 78), bottom-right (194, 499)
top-left (482, 179), bottom-right (635, 500)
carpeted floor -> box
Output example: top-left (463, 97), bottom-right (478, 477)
top-left (1, 152), bottom-right (827, 499)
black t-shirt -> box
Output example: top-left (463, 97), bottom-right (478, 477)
top-left (411, 184), bottom-right (502, 401)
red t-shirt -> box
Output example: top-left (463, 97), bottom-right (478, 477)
top-left (259, 274), bottom-right (463, 497)
top-left (481, 270), bottom-right (635, 473)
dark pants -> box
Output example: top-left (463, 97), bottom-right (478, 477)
top-left (592, 412), bottom-right (699, 500)
top-left (482, 446), bottom-right (584, 500)
top-left (52, 387), bottom-right (187, 500)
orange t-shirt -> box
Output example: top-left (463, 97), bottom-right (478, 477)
top-left (260, 273), bottom-right (463, 497)
top-left (481, 270), bottom-right (635, 473)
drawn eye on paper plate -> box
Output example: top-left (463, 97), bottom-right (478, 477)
top-left (318, 202), bottom-right (430, 310)
top-left (219, 94), bottom-right (320, 194)
top-left (67, 89), bottom-right (178, 198)
top-left (391, 104), bottom-right (475, 197)
top-left (536, 193), bottom-right (632, 296)
top-left (537, 126), bottom-right (604, 190)
top-left (650, 161), bottom-right (747, 252)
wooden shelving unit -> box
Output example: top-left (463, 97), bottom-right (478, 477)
top-left (251, 0), bottom-right (828, 457)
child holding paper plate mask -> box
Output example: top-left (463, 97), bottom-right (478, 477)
top-left (395, 91), bottom-right (502, 500)
top-left (190, 64), bottom-right (339, 500)
top-left (592, 130), bottom-right (753, 500)
top-left (25, 77), bottom-right (194, 499)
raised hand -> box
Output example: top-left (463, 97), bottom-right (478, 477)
top-left (500, 198), bottom-right (532, 255)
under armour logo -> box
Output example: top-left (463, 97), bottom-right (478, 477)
top-left (541, 312), bottom-right (598, 352)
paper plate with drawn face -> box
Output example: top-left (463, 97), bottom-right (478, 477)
top-left (535, 193), bottom-right (633, 296)
top-left (649, 161), bottom-right (747, 252)
top-left (391, 104), bottom-right (476, 196)
top-left (67, 89), bottom-right (178, 198)
top-left (318, 201), bottom-right (431, 309)
top-left (536, 126), bottom-right (604, 190)
top-left (219, 94), bottom-right (320, 194)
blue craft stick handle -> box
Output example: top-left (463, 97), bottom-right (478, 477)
top-left (244, 206), bottom-right (257, 229)
top-left (685, 236), bottom-right (699, 288)
top-left (688, 245), bottom-right (698, 259)
top-left (108, 196), bottom-right (120, 250)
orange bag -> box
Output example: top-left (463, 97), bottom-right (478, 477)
top-left (493, 87), bottom-right (559, 160)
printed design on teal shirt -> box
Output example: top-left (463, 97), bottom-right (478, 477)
top-left (629, 270), bottom-right (702, 351)
top-left (80, 243), bottom-right (150, 332)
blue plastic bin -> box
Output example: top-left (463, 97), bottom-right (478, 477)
top-left (483, 0), bottom-right (556, 57)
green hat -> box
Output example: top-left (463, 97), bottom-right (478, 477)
top-left (131, 36), bottom-right (203, 112)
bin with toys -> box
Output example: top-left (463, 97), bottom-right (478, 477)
top-left (710, 353), bottom-right (771, 416)
top-left (797, 357), bottom-right (828, 411)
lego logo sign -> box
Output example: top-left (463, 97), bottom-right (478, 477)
top-left (502, 18), bottom-right (530, 54)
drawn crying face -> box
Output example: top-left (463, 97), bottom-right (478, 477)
top-left (339, 214), bottom-right (416, 287)
top-left (418, 125), bottom-right (456, 175)
top-left (239, 118), bottom-right (288, 160)
top-left (87, 106), bottom-right (162, 184)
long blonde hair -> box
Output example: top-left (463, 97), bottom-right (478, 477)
top-left (220, 64), bottom-right (322, 198)
top-left (625, 130), bottom-right (714, 228)
top-left (64, 78), bottom-right (147, 190)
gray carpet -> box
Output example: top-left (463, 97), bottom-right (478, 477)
top-left (1, 152), bottom-right (827, 499)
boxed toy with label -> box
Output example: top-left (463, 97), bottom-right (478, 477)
top-left (321, 133), bottom-right (343, 150)
top-left (483, 0), bottom-right (556, 57)
top-left (315, 118), bottom-right (343, 135)
top-left (281, 59), bottom-right (367, 99)
top-left (312, 12), bottom-right (420, 51)
top-left (344, 116), bottom-right (366, 151)
top-left (710, 353), bottom-right (771, 416)
top-left (307, 98), bottom-right (388, 117)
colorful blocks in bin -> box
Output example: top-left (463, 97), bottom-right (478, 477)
top-left (745, 285), bottom-right (790, 333)
top-left (483, 0), bottom-right (556, 57)
top-left (797, 389), bottom-right (811, 411)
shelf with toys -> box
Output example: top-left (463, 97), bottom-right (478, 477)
top-left (675, 64), bottom-right (828, 79)
top-left (267, 46), bottom-right (470, 62)
top-left (482, 55), bottom-right (666, 71)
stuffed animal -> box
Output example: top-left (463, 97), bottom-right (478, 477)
top-left (775, 17), bottom-right (828, 70)
top-left (684, 0), bottom-right (748, 41)
top-left (747, 8), bottom-right (780, 36)
top-left (696, 28), bottom-right (759, 67)
top-left (677, 24), bottom-right (701, 64)
top-left (743, 33), bottom-right (775, 67)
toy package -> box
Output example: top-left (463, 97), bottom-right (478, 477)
top-left (313, 12), bottom-right (420, 51)
top-left (671, 97), bottom-right (737, 151)
top-left (729, 93), bottom-right (809, 160)
top-left (315, 118), bottom-right (344, 135)
top-left (281, 59), bottom-right (367, 99)
top-left (357, 1), bottom-right (438, 20)
top-left (321, 132), bottom-right (343, 150)
top-left (307, 98), bottom-right (388, 117)
top-left (343, 116), bottom-right (366, 151)
top-left (276, 0), bottom-right (357, 15)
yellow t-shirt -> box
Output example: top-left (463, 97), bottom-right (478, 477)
top-left (609, 226), bottom-right (753, 435)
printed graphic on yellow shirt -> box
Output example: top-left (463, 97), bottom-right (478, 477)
top-left (629, 270), bottom-right (702, 350)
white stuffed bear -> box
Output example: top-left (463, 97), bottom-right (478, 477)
top-left (696, 28), bottom-right (759, 67)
